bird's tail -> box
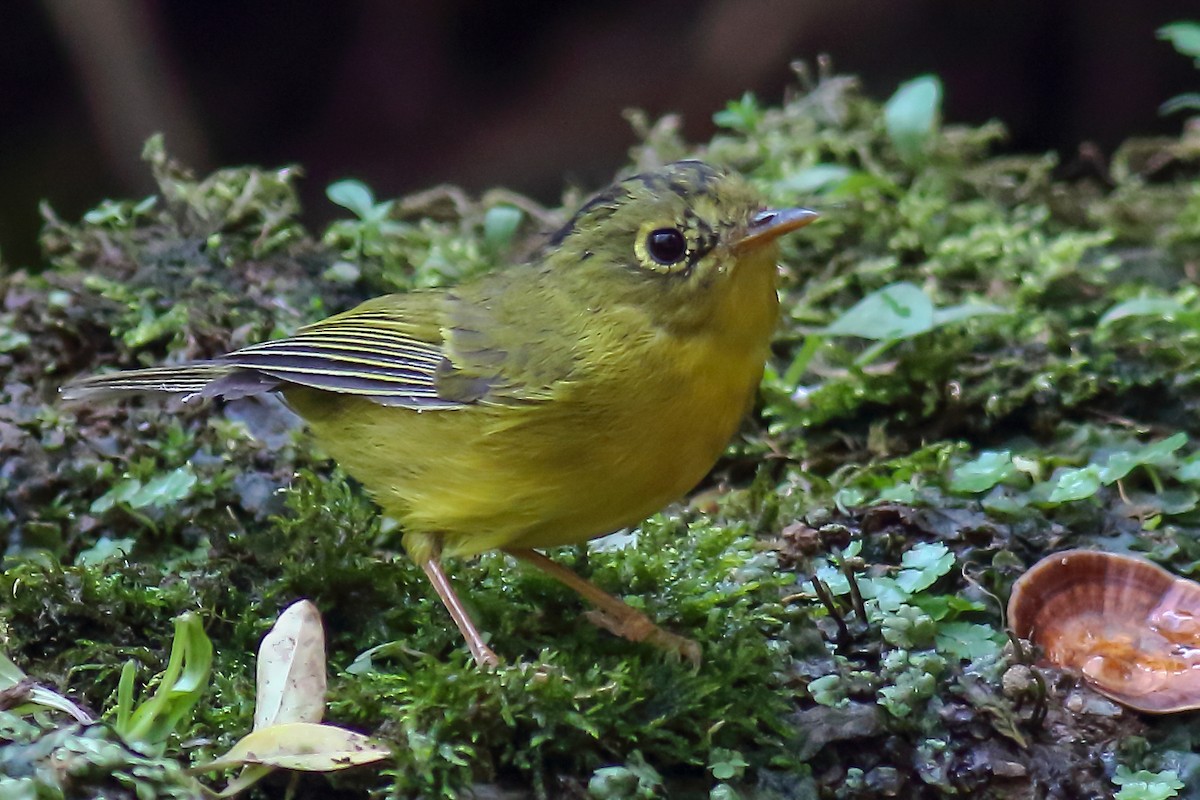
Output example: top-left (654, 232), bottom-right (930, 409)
top-left (60, 362), bottom-right (278, 403)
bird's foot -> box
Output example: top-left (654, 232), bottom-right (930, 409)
top-left (470, 642), bottom-right (503, 670)
top-left (584, 608), bottom-right (702, 667)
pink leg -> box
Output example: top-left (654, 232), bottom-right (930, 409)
top-left (505, 548), bottom-right (701, 665)
top-left (420, 558), bottom-right (500, 668)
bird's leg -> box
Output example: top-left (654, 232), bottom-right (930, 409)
top-left (504, 548), bottom-right (701, 665)
top-left (419, 556), bottom-right (501, 668)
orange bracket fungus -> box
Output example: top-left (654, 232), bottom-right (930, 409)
top-left (1008, 549), bottom-right (1200, 714)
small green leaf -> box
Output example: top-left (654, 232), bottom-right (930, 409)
top-left (833, 486), bottom-right (869, 510)
top-left (326, 180), bottom-right (377, 218)
top-left (808, 674), bottom-right (848, 707)
top-left (0, 652), bottom-right (24, 689)
top-left (1099, 433), bottom-right (1188, 483)
top-left (912, 594), bottom-right (985, 621)
top-left (91, 478), bottom-right (143, 514)
top-left (824, 282), bottom-right (934, 341)
top-left (585, 751), bottom-right (662, 799)
top-left (713, 92), bottom-right (761, 132)
top-left (1177, 453), bottom-right (1200, 482)
top-left (950, 450), bottom-right (1016, 493)
top-left (1099, 297), bottom-right (1188, 327)
top-left (0, 327), bottom-right (31, 354)
top-left (94, 467), bottom-right (198, 514)
top-left (708, 748), bottom-right (748, 782)
top-left (865, 577), bottom-right (910, 612)
top-left (482, 204), bottom-right (523, 249)
top-left (1159, 22), bottom-right (1200, 60)
top-left (1047, 466), bottom-right (1103, 503)
top-left (885, 75), bottom-right (943, 162)
top-left (75, 537), bottom-right (136, 567)
top-left (877, 482), bottom-right (917, 503)
top-left (895, 542), bottom-right (954, 594)
top-left (1113, 765), bottom-right (1184, 800)
top-left (589, 766), bottom-right (640, 799)
top-left (780, 164), bottom-right (853, 194)
top-left (1137, 432), bottom-right (1189, 463)
top-left (322, 260), bottom-right (361, 284)
top-left (128, 466), bottom-right (197, 509)
top-left (1098, 452), bottom-right (1140, 484)
top-left (935, 622), bottom-right (1003, 660)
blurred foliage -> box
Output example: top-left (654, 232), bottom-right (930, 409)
top-left (3, 59), bottom-right (1200, 797)
top-left (1160, 21), bottom-right (1200, 115)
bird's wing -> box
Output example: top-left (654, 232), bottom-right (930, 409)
top-left (215, 284), bottom-right (576, 408)
top-left (63, 278), bottom-right (580, 409)
top-left (210, 292), bottom-right (458, 409)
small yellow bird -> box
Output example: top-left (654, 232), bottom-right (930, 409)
top-left (63, 161), bottom-right (816, 667)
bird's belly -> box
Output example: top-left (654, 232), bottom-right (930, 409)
top-left (289, 347), bottom-right (761, 559)
top-left (494, 376), bottom-right (751, 549)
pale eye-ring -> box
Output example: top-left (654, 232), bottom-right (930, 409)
top-left (645, 228), bottom-right (687, 266)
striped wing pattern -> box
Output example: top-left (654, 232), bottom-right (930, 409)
top-left (221, 322), bottom-right (462, 408)
top-left (63, 307), bottom-right (480, 410)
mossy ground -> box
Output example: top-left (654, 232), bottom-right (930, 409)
top-left (3, 63), bottom-right (1200, 798)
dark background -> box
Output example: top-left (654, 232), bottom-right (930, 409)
top-left (2, 0), bottom-right (1196, 266)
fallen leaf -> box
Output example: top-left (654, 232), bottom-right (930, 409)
top-left (197, 722), bottom-right (390, 773)
top-left (255, 599), bottom-right (326, 730)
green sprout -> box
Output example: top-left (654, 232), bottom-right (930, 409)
top-left (113, 613), bottom-right (213, 755)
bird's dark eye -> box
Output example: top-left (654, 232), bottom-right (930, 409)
top-left (645, 228), bottom-right (687, 265)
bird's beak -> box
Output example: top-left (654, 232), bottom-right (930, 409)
top-left (733, 207), bottom-right (819, 253)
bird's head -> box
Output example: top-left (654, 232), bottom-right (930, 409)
top-left (545, 161), bottom-right (817, 331)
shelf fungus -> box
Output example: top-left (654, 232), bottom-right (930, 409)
top-left (1008, 549), bottom-right (1200, 713)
